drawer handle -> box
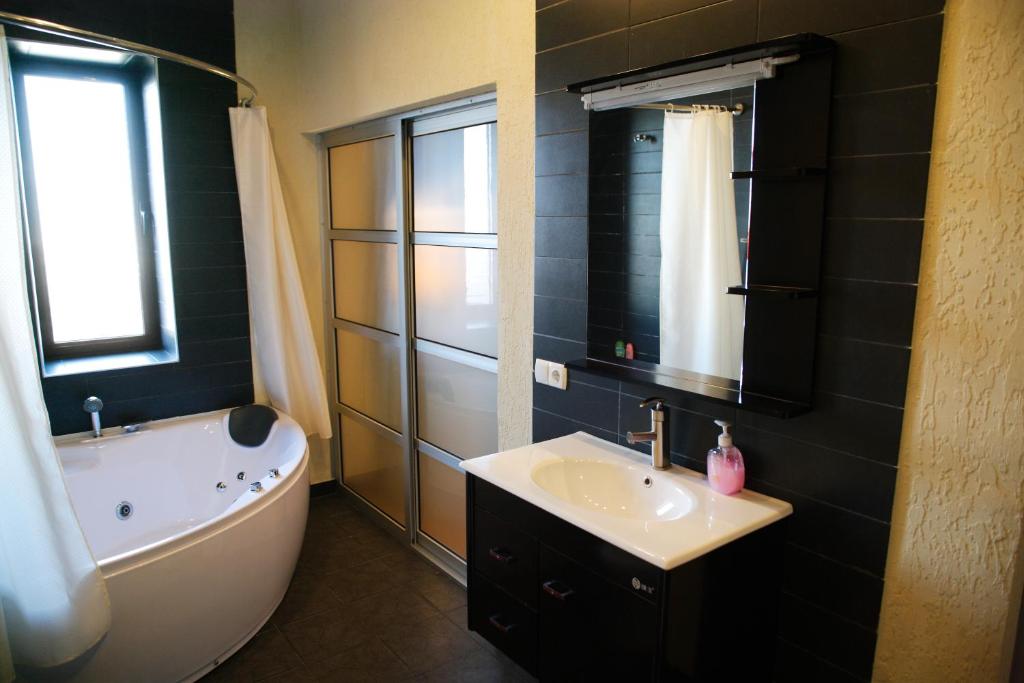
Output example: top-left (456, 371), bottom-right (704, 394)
top-left (488, 613), bottom-right (516, 634)
top-left (488, 546), bottom-right (516, 564)
top-left (542, 579), bottom-right (576, 601)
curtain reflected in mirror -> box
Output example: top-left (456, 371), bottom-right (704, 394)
top-left (587, 87), bottom-right (752, 385)
top-left (659, 108), bottom-right (744, 380)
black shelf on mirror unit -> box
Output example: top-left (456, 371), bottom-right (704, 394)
top-left (730, 167), bottom-right (826, 180)
top-left (565, 357), bottom-right (810, 419)
top-left (726, 285), bottom-right (819, 299)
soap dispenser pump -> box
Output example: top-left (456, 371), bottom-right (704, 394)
top-left (707, 420), bottom-right (745, 495)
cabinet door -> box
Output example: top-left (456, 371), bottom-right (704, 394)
top-left (538, 545), bottom-right (658, 681)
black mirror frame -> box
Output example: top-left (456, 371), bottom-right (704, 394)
top-left (567, 34), bottom-right (835, 419)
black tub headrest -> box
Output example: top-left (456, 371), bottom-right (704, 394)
top-left (228, 404), bottom-right (279, 447)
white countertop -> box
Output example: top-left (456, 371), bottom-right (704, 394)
top-left (460, 432), bottom-right (792, 570)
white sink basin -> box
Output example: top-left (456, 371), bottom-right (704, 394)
top-left (530, 459), bottom-right (695, 521)
top-left (461, 432), bottom-right (792, 569)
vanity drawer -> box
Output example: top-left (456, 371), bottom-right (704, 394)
top-left (472, 506), bottom-right (538, 607)
top-left (469, 572), bottom-right (538, 676)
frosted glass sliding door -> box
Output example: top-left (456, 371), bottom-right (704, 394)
top-left (329, 136), bottom-right (396, 230)
top-left (409, 108), bottom-right (499, 563)
top-left (332, 241), bottom-right (399, 333)
top-left (335, 326), bottom-right (402, 431)
top-left (328, 128), bottom-right (407, 527)
top-left (414, 245), bottom-right (498, 358)
top-left (340, 412), bottom-right (405, 524)
top-left (418, 450), bottom-right (467, 559)
top-left (413, 123), bottom-right (496, 233)
top-left (416, 346), bottom-right (498, 459)
top-left (322, 98), bottom-right (497, 571)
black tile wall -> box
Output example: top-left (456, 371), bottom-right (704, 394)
top-left (1, 0), bottom-right (254, 435)
top-left (628, 0), bottom-right (759, 69)
top-left (532, 1), bottom-right (944, 680)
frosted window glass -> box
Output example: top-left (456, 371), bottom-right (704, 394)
top-left (329, 137), bottom-right (396, 230)
top-left (24, 74), bottom-right (145, 343)
top-left (332, 241), bottom-right (399, 332)
top-left (414, 245), bottom-right (498, 358)
top-left (416, 351), bottom-right (497, 459)
top-left (340, 414), bottom-right (406, 525)
top-left (412, 123), bottom-right (497, 233)
top-left (418, 452), bottom-right (467, 559)
top-left (336, 329), bottom-right (402, 431)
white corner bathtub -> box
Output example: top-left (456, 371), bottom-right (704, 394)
top-left (55, 408), bottom-right (309, 683)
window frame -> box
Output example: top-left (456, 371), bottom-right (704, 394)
top-left (11, 53), bottom-right (162, 361)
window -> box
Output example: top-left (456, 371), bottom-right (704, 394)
top-left (11, 42), bottom-right (172, 367)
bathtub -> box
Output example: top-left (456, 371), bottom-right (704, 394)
top-left (55, 407), bottom-right (309, 682)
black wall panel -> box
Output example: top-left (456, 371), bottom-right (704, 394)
top-left (533, 0), bottom-right (944, 679)
top-left (1, 0), bottom-right (253, 435)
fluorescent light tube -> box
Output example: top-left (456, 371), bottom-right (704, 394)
top-left (581, 56), bottom-right (797, 111)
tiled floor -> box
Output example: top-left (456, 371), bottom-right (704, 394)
top-left (202, 491), bottom-right (531, 682)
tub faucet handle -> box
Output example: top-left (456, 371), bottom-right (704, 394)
top-left (83, 396), bottom-right (103, 438)
top-left (250, 481), bottom-right (264, 493)
top-left (268, 468), bottom-right (280, 478)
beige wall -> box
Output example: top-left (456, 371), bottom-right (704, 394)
top-left (874, 0), bottom-right (1024, 680)
top-left (234, 0), bottom-right (535, 483)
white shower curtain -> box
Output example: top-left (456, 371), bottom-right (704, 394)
top-left (0, 29), bottom-right (110, 681)
top-left (229, 107), bottom-right (332, 439)
top-left (659, 108), bottom-right (745, 380)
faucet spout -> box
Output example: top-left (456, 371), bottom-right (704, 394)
top-left (627, 397), bottom-right (671, 470)
top-left (627, 430), bottom-right (657, 444)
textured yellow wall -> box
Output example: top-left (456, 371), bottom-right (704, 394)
top-left (873, 0), bottom-right (1024, 679)
top-left (233, 0), bottom-right (535, 482)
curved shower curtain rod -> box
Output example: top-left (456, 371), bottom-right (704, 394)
top-left (0, 10), bottom-right (258, 106)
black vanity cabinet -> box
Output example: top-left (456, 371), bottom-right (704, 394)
top-left (467, 475), bottom-right (785, 681)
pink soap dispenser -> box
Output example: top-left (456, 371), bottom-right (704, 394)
top-left (707, 420), bottom-right (745, 495)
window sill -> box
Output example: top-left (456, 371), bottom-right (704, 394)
top-left (43, 348), bottom-right (179, 378)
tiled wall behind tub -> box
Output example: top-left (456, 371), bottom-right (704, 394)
top-left (533, 1), bottom-right (943, 680)
top-left (1, 0), bottom-right (254, 435)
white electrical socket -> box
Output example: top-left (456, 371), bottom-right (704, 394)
top-left (547, 361), bottom-right (568, 390)
top-left (534, 358), bottom-right (568, 390)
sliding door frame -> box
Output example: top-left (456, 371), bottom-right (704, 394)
top-left (318, 90), bottom-right (497, 583)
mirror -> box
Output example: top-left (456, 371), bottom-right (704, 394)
top-left (586, 85), bottom-right (753, 387)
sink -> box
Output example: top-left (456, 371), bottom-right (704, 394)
top-left (461, 431), bottom-right (792, 569)
top-left (530, 459), bottom-right (694, 521)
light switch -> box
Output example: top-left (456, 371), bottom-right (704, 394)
top-left (534, 358), bottom-right (550, 384)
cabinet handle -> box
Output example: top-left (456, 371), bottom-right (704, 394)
top-left (488, 547), bottom-right (516, 564)
top-left (488, 613), bottom-right (516, 634)
top-left (542, 579), bottom-right (576, 601)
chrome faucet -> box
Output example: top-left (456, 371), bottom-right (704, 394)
top-left (83, 396), bottom-right (104, 438)
top-left (627, 397), bottom-right (671, 470)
